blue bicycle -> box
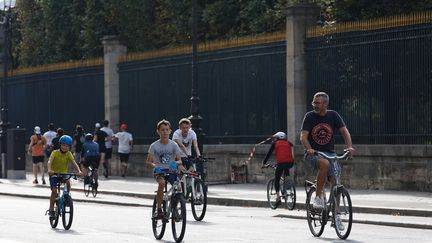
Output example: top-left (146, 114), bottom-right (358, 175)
top-left (47, 173), bottom-right (77, 230)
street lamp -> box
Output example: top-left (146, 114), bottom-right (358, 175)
top-left (0, 0), bottom-right (14, 178)
top-left (188, 0), bottom-right (204, 154)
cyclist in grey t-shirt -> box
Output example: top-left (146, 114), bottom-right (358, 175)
top-left (146, 119), bottom-right (185, 219)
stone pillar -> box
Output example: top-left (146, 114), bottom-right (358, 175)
top-left (286, 4), bottom-right (320, 144)
top-left (102, 36), bottom-right (127, 132)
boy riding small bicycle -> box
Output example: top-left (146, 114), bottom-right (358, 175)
top-left (262, 131), bottom-right (294, 207)
top-left (47, 135), bottom-right (83, 219)
top-left (146, 119), bottom-right (186, 219)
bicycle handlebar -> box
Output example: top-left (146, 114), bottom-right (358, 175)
top-left (261, 163), bottom-right (277, 169)
top-left (50, 173), bottom-right (78, 180)
top-left (314, 150), bottom-right (351, 160)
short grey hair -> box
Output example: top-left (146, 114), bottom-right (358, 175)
top-left (314, 92), bottom-right (329, 104)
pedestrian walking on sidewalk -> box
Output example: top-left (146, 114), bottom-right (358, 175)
top-left (300, 92), bottom-right (354, 211)
top-left (114, 123), bottom-right (133, 177)
top-left (28, 126), bottom-right (47, 184)
top-left (94, 123), bottom-right (108, 178)
top-left (43, 123), bottom-right (56, 159)
top-left (101, 120), bottom-right (114, 178)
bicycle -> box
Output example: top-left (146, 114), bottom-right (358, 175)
top-left (180, 156), bottom-right (214, 221)
top-left (83, 166), bottom-right (97, 197)
top-left (46, 173), bottom-right (77, 230)
top-left (151, 169), bottom-right (187, 243)
top-left (262, 163), bottom-right (296, 210)
top-left (304, 150), bottom-right (352, 239)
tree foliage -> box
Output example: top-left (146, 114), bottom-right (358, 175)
top-left (7, 0), bottom-right (432, 68)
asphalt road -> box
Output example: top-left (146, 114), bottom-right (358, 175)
top-left (1, 196), bottom-right (431, 243)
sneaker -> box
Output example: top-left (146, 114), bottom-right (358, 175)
top-left (49, 210), bottom-right (55, 220)
top-left (335, 214), bottom-right (345, 231)
top-left (33, 179), bottom-right (38, 184)
top-left (42, 178), bottom-right (46, 185)
top-left (313, 197), bottom-right (325, 210)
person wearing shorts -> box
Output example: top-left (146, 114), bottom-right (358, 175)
top-left (114, 123), bottom-right (133, 177)
top-left (81, 133), bottom-right (100, 187)
top-left (29, 126), bottom-right (47, 185)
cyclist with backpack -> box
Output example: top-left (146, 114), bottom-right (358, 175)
top-left (262, 132), bottom-right (294, 206)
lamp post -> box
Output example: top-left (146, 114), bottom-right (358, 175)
top-left (188, 0), bottom-right (204, 154)
top-left (0, 0), bottom-right (14, 178)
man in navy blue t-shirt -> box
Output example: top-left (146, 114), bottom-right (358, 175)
top-left (300, 92), bottom-right (354, 211)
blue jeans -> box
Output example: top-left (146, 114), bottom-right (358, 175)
top-left (304, 152), bottom-right (341, 177)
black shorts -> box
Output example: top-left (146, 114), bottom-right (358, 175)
top-left (32, 156), bottom-right (44, 164)
top-left (82, 156), bottom-right (100, 169)
top-left (105, 148), bottom-right (112, 159)
top-left (99, 146), bottom-right (106, 153)
top-left (119, 153), bottom-right (130, 163)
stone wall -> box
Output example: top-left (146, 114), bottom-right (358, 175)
top-left (24, 144), bottom-right (432, 192)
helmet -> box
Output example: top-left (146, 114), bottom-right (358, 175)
top-left (273, 132), bottom-right (287, 140)
top-left (85, 133), bottom-right (93, 141)
top-left (59, 135), bottom-right (73, 145)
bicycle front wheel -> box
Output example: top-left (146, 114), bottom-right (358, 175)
top-left (191, 178), bottom-right (207, 221)
top-left (49, 200), bottom-right (60, 228)
top-left (333, 187), bottom-right (353, 239)
top-left (282, 179), bottom-right (296, 210)
top-left (266, 179), bottom-right (278, 209)
top-left (62, 195), bottom-right (74, 230)
top-left (91, 176), bottom-right (98, 197)
top-left (171, 194), bottom-right (187, 243)
top-left (306, 186), bottom-right (325, 237)
top-left (151, 197), bottom-right (166, 240)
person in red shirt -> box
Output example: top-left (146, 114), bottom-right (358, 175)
top-left (262, 131), bottom-right (294, 205)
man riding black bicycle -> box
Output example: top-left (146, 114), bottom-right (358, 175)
top-left (300, 92), bottom-right (354, 213)
top-left (262, 131), bottom-right (294, 207)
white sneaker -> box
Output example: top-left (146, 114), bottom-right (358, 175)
top-left (313, 197), bottom-right (324, 209)
top-left (335, 214), bottom-right (345, 231)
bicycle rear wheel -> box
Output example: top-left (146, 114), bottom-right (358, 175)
top-left (266, 179), bottom-right (278, 209)
top-left (191, 178), bottom-right (207, 221)
top-left (84, 176), bottom-right (90, 197)
top-left (171, 194), bottom-right (187, 243)
top-left (282, 179), bottom-right (296, 210)
top-left (152, 198), bottom-right (166, 240)
top-left (62, 194), bottom-right (74, 230)
top-left (306, 186), bottom-right (325, 237)
top-left (49, 200), bottom-right (60, 228)
top-left (333, 187), bottom-right (353, 239)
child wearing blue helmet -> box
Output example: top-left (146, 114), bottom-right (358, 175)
top-left (47, 135), bottom-right (83, 219)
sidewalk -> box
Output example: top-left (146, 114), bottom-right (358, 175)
top-left (1, 173), bottom-right (432, 229)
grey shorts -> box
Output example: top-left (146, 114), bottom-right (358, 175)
top-left (304, 152), bottom-right (341, 177)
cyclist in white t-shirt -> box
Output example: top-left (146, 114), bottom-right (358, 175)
top-left (114, 123), bottom-right (133, 177)
top-left (172, 118), bottom-right (201, 172)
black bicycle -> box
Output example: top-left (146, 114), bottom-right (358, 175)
top-left (84, 166), bottom-right (97, 197)
top-left (305, 150), bottom-right (352, 240)
top-left (263, 163), bottom-right (296, 210)
top-left (47, 173), bottom-right (77, 230)
top-left (152, 170), bottom-right (187, 243)
top-left (181, 156), bottom-right (215, 221)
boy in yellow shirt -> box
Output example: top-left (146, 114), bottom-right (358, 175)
top-left (47, 135), bottom-right (83, 219)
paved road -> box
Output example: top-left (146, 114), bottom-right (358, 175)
top-left (1, 196), bottom-right (431, 243)
top-left (1, 173), bottom-right (432, 230)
